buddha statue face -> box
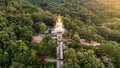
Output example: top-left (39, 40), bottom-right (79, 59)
top-left (58, 19), bottom-right (61, 23)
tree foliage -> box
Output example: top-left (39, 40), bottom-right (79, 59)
top-left (0, 0), bottom-right (120, 67)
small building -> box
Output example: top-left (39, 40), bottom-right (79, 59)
top-left (32, 36), bottom-right (42, 43)
top-left (80, 39), bottom-right (100, 47)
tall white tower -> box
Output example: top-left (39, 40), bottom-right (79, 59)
top-left (52, 15), bottom-right (64, 60)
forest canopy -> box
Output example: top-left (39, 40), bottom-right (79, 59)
top-left (0, 0), bottom-right (120, 68)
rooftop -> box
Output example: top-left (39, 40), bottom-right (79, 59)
top-left (80, 39), bottom-right (100, 47)
top-left (32, 36), bottom-right (42, 43)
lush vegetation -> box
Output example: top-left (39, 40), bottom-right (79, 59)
top-left (0, 0), bottom-right (120, 68)
top-left (0, 0), bottom-right (57, 68)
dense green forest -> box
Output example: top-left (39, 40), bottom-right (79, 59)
top-left (0, 0), bottom-right (120, 68)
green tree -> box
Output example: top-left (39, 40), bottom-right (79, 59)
top-left (101, 56), bottom-right (114, 68)
top-left (20, 26), bottom-right (33, 41)
top-left (97, 41), bottom-right (120, 68)
top-left (16, 40), bottom-right (28, 52)
top-left (42, 11), bottom-right (54, 25)
top-left (0, 48), bottom-right (3, 54)
top-left (9, 62), bottom-right (25, 68)
top-left (15, 26), bottom-right (33, 41)
top-left (0, 54), bottom-right (2, 66)
top-left (86, 19), bottom-right (92, 25)
top-left (0, 17), bottom-right (8, 30)
top-left (0, 31), bottom-right (9, 49)
top-left (2, 52), bottom-right (9, 66)
top-left (63, 29), bottom-right (69, 37)
top-left (31, 13), bottom-right (42, 22)
top-left (6, 40), bottom-right (18, 58)
top-left (80, 26), bottom-right (96, 41)
top-left (43, 34), bottom-right (52, 43)
top-left (39, 35), bottom-right (57, 57)
top-left (63, 48), bottom-right (79, 68)
top-left (38, 23), bottom-right (46, 34)
top-left (93, 34), bottom-right (105, 43)
top-left (72, 32), bottom-right (80, 43)
top-left (69, 40), bottom-right (81, 51)
top-left (21, 15), bottom-right (33, 26)
top-left (77, 50), bottom-right (104, 68)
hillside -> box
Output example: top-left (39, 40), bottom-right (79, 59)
top-left (28, 0), bottom-right (120, 21)
top-left (0, 0), bottom-right (57, 67)
top-left (0, 0), bottom-right (120, 68)
top-left (28, 0), bottom-right (120, 42)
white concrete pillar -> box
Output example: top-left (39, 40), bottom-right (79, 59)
top-left (60, 42), bottom-right (63, 59)
top-left (56, 61), bottom-right (63, 68)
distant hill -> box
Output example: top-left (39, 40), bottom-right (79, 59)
top-left (28, 0), bottom-right (120, 22)
top-left (28, 0), bottom-right (120, 43)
